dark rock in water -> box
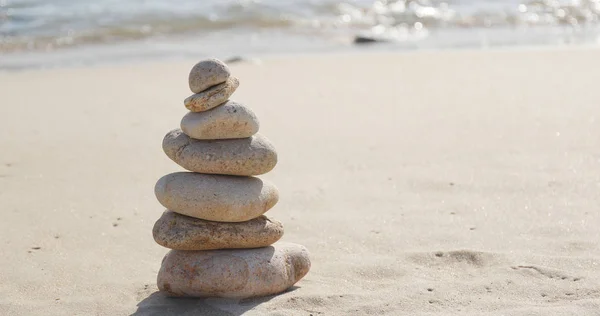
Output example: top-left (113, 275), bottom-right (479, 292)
top-left (224, 56), bottom-right (262, 65)
top-left (354, 35), bottom-right (385, 44)
top-left (224, 56), bottom-right (246, 64)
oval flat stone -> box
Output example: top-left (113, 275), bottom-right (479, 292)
top-left (184, 77), bottom-right (239, 112)
top-left (180, 101), bottom-right (259, 140)
top-left (154, 172), bottom-right (279, 222)
top-left (189, 59), bottom-right (231, 93)
top-left (162, 129), bottom-right (277, 176)
top-left (157, 242), bottom-right (311, 298)
top-left (153, 211), bottom-right (284, 250)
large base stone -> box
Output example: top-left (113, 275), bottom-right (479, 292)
top-left (157, 242), bottom-right (311, 298)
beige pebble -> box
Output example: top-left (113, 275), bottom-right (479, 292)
top-left (157, 242), bottom-right (311, 298)
top-left (180, 101), bottom-right (259, 140)
top-left (162, 129), bottom-right (277, 176)
top-left (153, 211), bottom-right (284, 250)
top-left (154, 172), bottom-right (279, 222)
top-left (188, 59), bottom-right (231, 93)
top-left (184, 77), bottom-right (239, 112)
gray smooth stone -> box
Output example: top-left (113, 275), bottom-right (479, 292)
top-left (180, 101), bottom-right (259, 140)
top-left (154, 172), bottom-right (279, 222)
top-left (162, 129), bottom-right (277, 176)
top-left (188, 58), bottom-right (231, 93)
top-left (157, 242), bottom-right (311, 298)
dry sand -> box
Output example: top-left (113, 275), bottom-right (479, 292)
top-left (0, 48), bottom-right (599, 315)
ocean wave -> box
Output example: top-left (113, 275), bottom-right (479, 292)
top-left (2, 0), bottom-right (600, 52)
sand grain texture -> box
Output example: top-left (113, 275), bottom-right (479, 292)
top-left (1, 49), bottom-right (600, 315)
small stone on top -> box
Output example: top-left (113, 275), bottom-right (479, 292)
top-left (188, 58), bottom-right (231, 94)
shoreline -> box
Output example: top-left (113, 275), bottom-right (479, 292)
top-left (3, 41), bottom-right (600, 74)
top-left (3, 25), bottom-right (600, 72)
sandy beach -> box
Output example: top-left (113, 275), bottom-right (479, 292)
top-left (1, 48), bottom-right (599, 315)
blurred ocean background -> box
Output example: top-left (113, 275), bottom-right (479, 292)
top-left (2, 0), bottom-right (600, 69)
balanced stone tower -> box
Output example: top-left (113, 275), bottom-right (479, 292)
top-left (153, 58), bottom-right (311, 298)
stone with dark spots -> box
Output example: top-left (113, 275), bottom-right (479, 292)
top-left (162, 129), bottom-right (277, 176)
top-left (180, 101), bottom-right (259, 140)
top-left (184, 77), bottom-right (239, 112)
top-left (153, 210), bottom-right (284, 250)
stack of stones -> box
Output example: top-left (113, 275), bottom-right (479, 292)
top-left (152, 58), bottom-right (311, 298)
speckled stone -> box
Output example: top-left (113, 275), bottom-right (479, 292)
top-left (153, 211), bottom-right (284, 250)
top-left (184, 77), bottom-right (239, 112)
top-left (162, 129), bottom-right (277, 176)
top-left (180, 101), bottom-right (259, 140)
top-left (154, 172), bottom-right (279, 222)
top-left (188, 59), bottom-right (231, 94)
top-left (157, 242), bottom-right (311, 298)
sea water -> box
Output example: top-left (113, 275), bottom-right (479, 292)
top-left (2, 0), bottom-right (600, 69)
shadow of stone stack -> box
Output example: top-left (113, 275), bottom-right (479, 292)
top-left (152, 58), bottom-right (311, 299)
